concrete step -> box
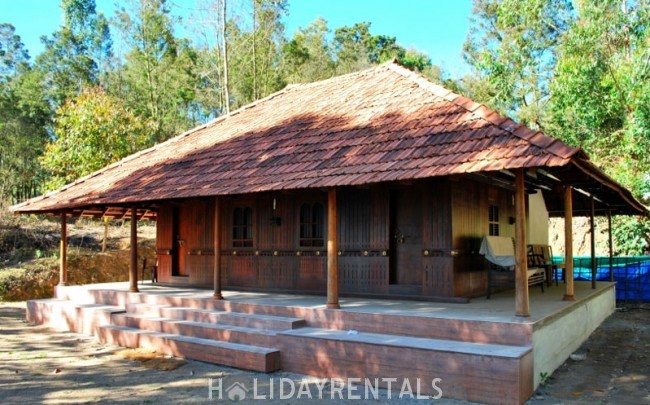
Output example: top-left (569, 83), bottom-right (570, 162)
top-left (111, 313), bottom-right (277, 347)
top-left (26, 299), bottom-right (124, 336)
top-left (276, 327), bottom-right (533, 404)
top-left (98, 325), bottom-right (280, 372)
top-left (125, 303), bottom-right (306, 331)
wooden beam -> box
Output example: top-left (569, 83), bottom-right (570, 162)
top-left (326, 188), bottom-right (340, 309)
top-left (590, 196), bottom-right (596, 289)
top-left (58, 213), bottom-right (68, 286)
top-left (213, 196), bottom-right (223, 299)
top-left (608, 209), bottom-right (614, 282)
top-left (129, 207), bottom-right (139, 292)
top-left (563, 186), bottom-right (575, 300)
top-left (514, 169), bottom-right (530, 317)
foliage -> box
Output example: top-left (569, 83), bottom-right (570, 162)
top-left (547, 0), bottom-right (650, 254)
top-left (112, 0), bottom-right (198, 142)
top-left (35, 0), bottom-right (112, 107)
top-left (539, 371), bottom-right (550, 387)
top-left (612, 216), bottom-right (650, 255)
top-left (0, 23), bottom-right (30, 79)
top-left (0, 24), bottom-right (50, 203)
top-left (465, 0), bottom-right (649, 254)
top-left (281, 17), bottom-right (337, 83)
top-left (40, 87), bottom-right (154, 190)
top-left (464, 0), bottom-right (573, 128)
top-left (226, 0), bottom-right (288, 109)
top-left (281, 18), bottom-right (435, 83)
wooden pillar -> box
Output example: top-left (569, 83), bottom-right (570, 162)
top-left (590, 196), bottom-right (596, 289)
top-left (608, 209), bottom-right (614, 282)
top-left (213, 196), bottom-right (223, 299)
top-left (563, 186), bottom-right (575, 300)
top-left (102, 217), bottom-right (109, 252)
top-left (58, 213), bottom-right (68, 286)
top-left (514, 169), bottom-right (530, 317)
top-left (326, 188), bottom-right (340, 309)
top-left (129, 207), bottom-right (139, 293)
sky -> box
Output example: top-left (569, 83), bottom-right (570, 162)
top-left (2, 0), bottom-right (473, 77)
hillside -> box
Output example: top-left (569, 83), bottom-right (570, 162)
top-left (0, 212), bottom-right (156, 301)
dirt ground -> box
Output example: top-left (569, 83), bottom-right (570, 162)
top-left (535, 304), bottom-right (649, 405)
top-left (0, 302), bottom-right (647, 404)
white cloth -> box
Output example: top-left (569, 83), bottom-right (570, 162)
top-left (479, 236), bottom-right (515, 268)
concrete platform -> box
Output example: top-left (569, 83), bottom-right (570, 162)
top-left (26, 281), bottom-right (615, 405)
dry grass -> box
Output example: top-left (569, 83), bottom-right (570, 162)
top-left (116, 348), bottom-right (188, 371)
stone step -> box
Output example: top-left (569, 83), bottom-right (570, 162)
top-left (98, 325), bottom-right (281, 373)
top-left (125, 303), bottom-right (306, 331)
top-left (111, 313), bottom-right (277, 347)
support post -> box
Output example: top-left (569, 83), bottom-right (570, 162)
top-left (213, 196), bottom-right (223, 299)
top-left (563, 186), bottom-right (575, 300)
top-left (608, 209), bottom-right (614, 282)
top-left (102, 217), bottom-right (109, 252)
top-left (58, 213), bottom-right (68, 286)
top-left (590, 196), bottom-right (596, 289)
top-left (326, 188), bottom-right (340, 309)
top-left (514, 169), bottom-right (529, 317)
top-left (129, 207), bottom-right (139, 292)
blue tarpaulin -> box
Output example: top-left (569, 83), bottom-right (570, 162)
top-left (556, 256), bottom-right (650, 302)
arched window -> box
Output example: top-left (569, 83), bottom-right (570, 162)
top-left (300, 202), bottom-right (324, 247)
top-left (233, 207), bottom-right (253, 247)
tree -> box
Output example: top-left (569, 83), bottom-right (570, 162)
top-left (113, 0), bottom-right (198, 142)
top-left (225, 0), bottom-right (287, 109)
top-left (463, 0), bottom-right (573, 129)
top-left (548, 0), bottom-right (650, 254)
top-left (36, 0), bottom-right (113, 107)
top-left (333, 22), bottom-right (375, 73)
top-left (0, 23), bottom-right (30, 80)
top-left (0, 24), bottom-right (50, 203)
top-left (280, 17), bottom-right (336, 83)
top-left (40, 87), bottom-right (154, 190)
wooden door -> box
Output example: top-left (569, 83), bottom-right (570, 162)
top-left (390, 188), bottom-right (422, 286)
top-left (171, 206), bottom-right (188, 276)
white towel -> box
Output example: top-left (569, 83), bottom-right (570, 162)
top-left (479, 236), bottom-right (515, 268)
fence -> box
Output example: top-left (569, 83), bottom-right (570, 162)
top-left (561, 256), bottom-right (650, 302)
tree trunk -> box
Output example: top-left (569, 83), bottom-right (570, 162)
top-left (221, 0), bottom-right (230, 114)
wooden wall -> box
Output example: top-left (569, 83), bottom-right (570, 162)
top-left (155, 177), bottom-right (516, 299)
top-left (450, 177), bottom-right (515, 297)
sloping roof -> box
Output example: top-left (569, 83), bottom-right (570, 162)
top-left (11, 61), bottom-right (647, 216)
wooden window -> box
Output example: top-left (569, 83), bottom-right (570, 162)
top-left (489, 204), bottom-right (499, 236)
top-left (233, 207), bottom-right (253, 247)
top-left (299, 202), bottom-right (324, 247)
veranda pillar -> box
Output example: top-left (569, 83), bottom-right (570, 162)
top-left (129, 207), bottom-right (139, 293)
top-left (563, 186), bottom-right (575, 300)
top-left (608, 210), bottom-right (614, 282)
top-left (213, 196), bottom-right (223, 299)
top-left (514, 169), bottom-right (529, 317)
top-left (58, 213), bottom-right (68, 286)
top-left (590, 196), bottom-right (596, 289)
top-left (326, 188), bottom-right (340, 309)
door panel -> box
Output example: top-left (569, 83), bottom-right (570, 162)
top-left (171, 206), bottom-right (188, 276)
top-left (390, 189), bottom-right (422, 285)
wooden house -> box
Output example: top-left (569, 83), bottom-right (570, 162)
top-left (13, 60), bottom-right (645, 305)
top-left (12, 61), bottom-right (648, 404)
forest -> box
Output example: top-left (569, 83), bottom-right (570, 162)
top-left (0, 0), bottom-right (648, 254)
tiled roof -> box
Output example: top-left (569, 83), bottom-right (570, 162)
top-left (10, 61), bottom-right (645, 215)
